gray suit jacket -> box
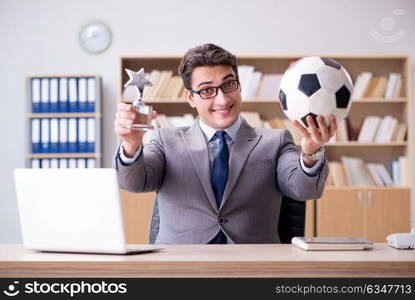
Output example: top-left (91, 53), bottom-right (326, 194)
top-left (114, 119), bottom-right (328, 244)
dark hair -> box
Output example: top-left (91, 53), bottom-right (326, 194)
top-left (178, 43), bottom-right (239, 90)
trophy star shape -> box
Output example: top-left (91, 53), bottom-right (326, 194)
top-left (124, 68), bottom-right (153, 106)
top-left (122, 67), bottom-right (154, 131)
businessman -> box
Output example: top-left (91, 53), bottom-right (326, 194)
top-left (113, 43), bottom-right (336, 244)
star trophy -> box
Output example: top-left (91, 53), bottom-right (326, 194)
top-left (122, 68), bottom-right (154, 131)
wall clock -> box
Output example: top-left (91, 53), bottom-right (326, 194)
top-left (79, 22), bottom-right (112, 54)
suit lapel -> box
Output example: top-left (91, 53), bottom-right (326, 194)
top-left (220, 120), bottom-right (262, 209)
top-left (181, 122), bottom-right (218, 212)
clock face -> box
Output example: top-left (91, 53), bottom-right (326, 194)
top-left (79, 22), bottom-right (112, 54)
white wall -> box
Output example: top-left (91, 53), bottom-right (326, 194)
top-left (1, 0), bottom-right (414, 242)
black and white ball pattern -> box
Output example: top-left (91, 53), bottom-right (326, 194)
top-left (279, 57), bottom-right (353, 128)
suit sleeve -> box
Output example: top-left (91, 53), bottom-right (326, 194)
top-left (113, 128), bottom-right (165, 193)
top-left (275, 129), bottom-right (328, 200)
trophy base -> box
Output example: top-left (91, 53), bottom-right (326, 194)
top-left (121, 124), bottom-right (154, 131)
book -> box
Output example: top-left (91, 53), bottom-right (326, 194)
top-left (329, 162), bottom-right (347, 186)
top-left (366, 163), bottom-right (385, 186)
top-left (375, 163), bottom-right (393, 186)
top-left (244, 71), bottom-right (262, 99)
top-left (336, 119), bottom-right (349, 141)
top-left (291, 237), bottom-right (373, 251)
top-left (399, 156), bottom-right (408, 186)
top-left (395, 123), bottom-right (407, 141)
top-left (384, 73), bottom-right (399, 98)
top-left (341, 156), bottom-right (374, 186)
top-left (238, 65), bottom-right (255, 99)
top-left (392, 75), bottom-right (402, 97)
top-left (351, 72), bottom-right (372, 100)
top-left (357, 116), bottom-right (381, 142)
top-left (371, 76), bottom-right (388, 98)
top-left (374, 115), bottom-right (395, 143)
top-left (363, 76), bottom-right (378, 97)
top-left (142, 70), bottom-right (162, 100)
top-left (257, 74), bottom-right (283, 99)
top-left (152, 70), bottom-right (173, 99)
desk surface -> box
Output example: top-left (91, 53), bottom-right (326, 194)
top-left (1, 244), bottom-right (414, 277)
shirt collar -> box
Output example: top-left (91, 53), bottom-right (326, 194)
top-left (199, 116), bottom-right (242, 142)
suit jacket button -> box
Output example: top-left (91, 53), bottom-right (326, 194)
top-left (218, 217), bottom-right (226, 225)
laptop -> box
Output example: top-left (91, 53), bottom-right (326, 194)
top-left (13, 168), bottom-right (163, 254)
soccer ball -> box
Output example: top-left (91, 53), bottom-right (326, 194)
top-left (279, 57), bottom-right (353, 128)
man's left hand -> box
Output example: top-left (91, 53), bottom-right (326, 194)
top-left (293, 115), bottom-right (337, 157)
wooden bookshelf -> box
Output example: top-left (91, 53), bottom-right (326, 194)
top-left (119, 54), bottom-right (411, 243)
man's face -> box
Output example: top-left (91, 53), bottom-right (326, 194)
top-left (185, 65), bottom-right (242, 130)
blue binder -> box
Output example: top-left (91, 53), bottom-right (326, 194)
top-left (40, 78), bottom-right (50, 113)
top-left (68, 78), bottom-right (78, 112)
top-left (40, 118), bottom-right (50, 153)
top-left (49, 78), bottom-right (59, 113)
top-left (31, 78), bottom-right (41, 113)
top-left (86, 118), bottom-right (95, 153)
top-left (78, 118), bottom-right (87, 152)
top-left (31, 118), bottom-right (41, 153)
top-left (68, 118), bottom-right (78, 153)
top-left (78, 78), bottom-right (88, 112)
top-left (87, 77), bottom-right (96, 112)
top-left (59, 118), bottom-right (68, 153)
top-left (49, 118), bottom-right (59, 153)
top-left (59, 78), bottom-right (69, 112)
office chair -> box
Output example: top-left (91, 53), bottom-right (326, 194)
top-left (149, 195), bottom-right (306, 244)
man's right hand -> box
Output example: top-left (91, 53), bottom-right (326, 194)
top-left (114, 102), bottom-right (157, 157)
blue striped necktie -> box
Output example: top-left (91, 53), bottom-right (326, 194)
top-left (209, 131), bottom-right (229, 244)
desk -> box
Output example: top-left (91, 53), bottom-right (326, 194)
top-left (0, 244), bottom-right (414, 278)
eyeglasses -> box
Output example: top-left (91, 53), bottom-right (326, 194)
top-left (190, 80), bottom-right (239, 99)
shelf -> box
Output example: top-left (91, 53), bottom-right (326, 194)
top-left (25, 74), bottom-right (99, 78)
top-left (352, 97), bottom-right (407, 103)
top-left (26, 113), bottom-right (102, 118)
top-left (26, 153), bottom-right (102, 159)
top-left (324, 186), bottom-right (410, 191)
top-left (325, 142), bottom-right (407, 147)
top-left (146, 99), bottom-right (186, 103)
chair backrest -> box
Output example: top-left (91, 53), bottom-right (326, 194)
top-left (149, 195), bottom-right (306, 244)
top-left (277, 196), bottom-right (306, 243)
